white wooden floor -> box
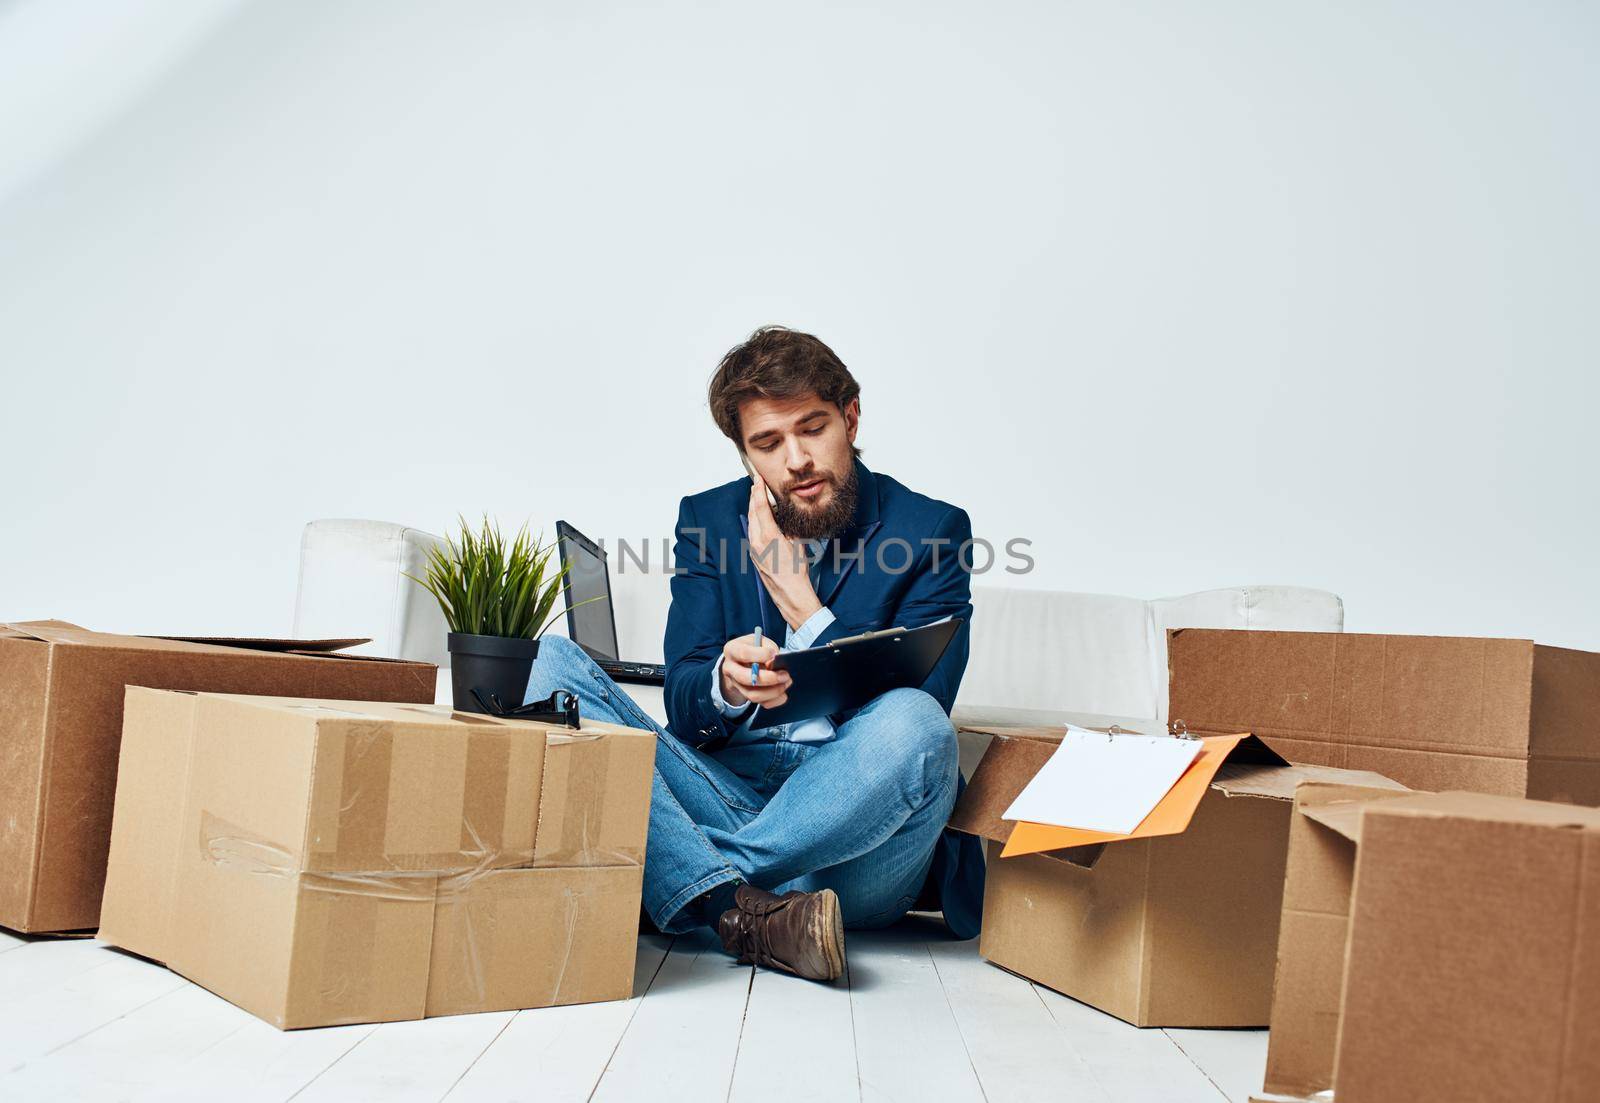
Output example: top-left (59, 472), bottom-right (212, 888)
top-left (0, 918), bottom-right (1266, 1102)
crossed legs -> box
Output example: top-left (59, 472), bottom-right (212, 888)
top-left (526, 636), bottom-right (958, 932)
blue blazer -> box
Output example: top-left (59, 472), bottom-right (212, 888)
top-left (662, 459), bottom-right (985, 938)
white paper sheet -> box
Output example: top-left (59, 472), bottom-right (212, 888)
top-left (1000, 725), bottom-right (1203, 834)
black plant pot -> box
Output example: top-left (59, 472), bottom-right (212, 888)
top-left (447, 633), bottom-right (540, 714)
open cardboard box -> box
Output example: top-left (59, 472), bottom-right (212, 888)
top-left (1168, 628), bottom-right (1600, 804)
top-left (0, 620), bottom-right (437, 933)
top-left (98, 689), bottom-right (655, 1028)
top-left (950, 724), bottom-right (1405, 1027)
top-left (1253, 783), bottom-right (1600, 1103)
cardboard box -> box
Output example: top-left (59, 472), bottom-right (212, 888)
top-left (1254, 784), bottom-right (1600, 1103)
top-left (0, 620), bottom-right (437, 933)
top-left (98, 690), bottom-right (654, 1028)
top-left (1168, 628), bottom-right (1600, 804)
top-left (950, 724), bottom-right (1405, 1027)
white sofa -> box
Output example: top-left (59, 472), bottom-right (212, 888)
top-left (293, 519), bottom-right (1344, 751)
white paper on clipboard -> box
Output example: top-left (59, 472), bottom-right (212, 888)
top-left (1000, 725), bottom-right (1203, 834)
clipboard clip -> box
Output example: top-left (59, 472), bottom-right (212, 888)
top-left (1100, 717), bottom-right (1203, 742)
top-left (1098, 721), bottom-right (1197, 742)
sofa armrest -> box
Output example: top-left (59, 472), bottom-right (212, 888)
top-left (292, 519), bottom-right (450, 673)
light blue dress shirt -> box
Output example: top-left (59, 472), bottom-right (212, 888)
top-left (708, 540), bottom-right (838, 744)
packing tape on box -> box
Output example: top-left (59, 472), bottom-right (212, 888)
top-left (536, 734), bottom-right (647, 868)
top-left (427, 871), bottom-right (590, 1012)
top-left (199, 812), bottom-right (491, 1016)
top-left (201, 810), bottom-right (444, 897)
top-left (193, 721), bottom-right (645, 1018)
top-left (306, 870), bottom-right (439, 1017)
top-left (199, 729), bottom-right (630, 890)
top-left (312, 876), bottom-right (382, 1013)
top-left (200, 722), bottom-right (650, 889)
top-left (431, 867), bottom-right (647, 1015)
top-left (304, 718), bottom-right (540, 873)
top-left (200, 810), bottom-right (298, 876)
top-left (461, 727), bottom-right (514, 860)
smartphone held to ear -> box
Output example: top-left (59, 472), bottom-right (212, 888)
top-left (739, 450), bottom-right (779, 508)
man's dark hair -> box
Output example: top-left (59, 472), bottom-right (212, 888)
top-left (707, 326), bottom-right (862, 457)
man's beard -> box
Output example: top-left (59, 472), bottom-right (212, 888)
top-left (771, 462), bottom-right (859, 541)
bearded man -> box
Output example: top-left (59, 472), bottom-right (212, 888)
top-left (525, 326), bottom-right (982, 981)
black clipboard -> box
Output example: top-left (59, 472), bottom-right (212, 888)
top-left (749, 616), bottom-right (965, 730)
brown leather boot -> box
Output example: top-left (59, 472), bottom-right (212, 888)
top-left (717, 885), bottom-right (846, 981)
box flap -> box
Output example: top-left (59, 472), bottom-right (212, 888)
top-left (957, 722), bottom-right (1259, 747)
top-left (1290, 778), bottom-right (1413, 842)
top-left (1530, 645), bottom-right (1600, 791)
top-left (948, 730), bottom-right (1058, 843)
top-left (1298, 800), bottom-right (1368, 843)
top-left (1364, 789), bottom-right (1600, 831)
top-left (1258, 779), bottom-right (1415, 1099)
top-left (1226, 733), bottom-right (1291, 767)
top-left (1, 621), bottom-right (387, 661)
top-left (951, 725), bottom-right (1268, 841)
top-left (947, 732), bottom-right (1108, 866)
top-left (959, 724), bottom-right (1070, 743)
top-left (0, 614), bottom-right (89, 640)
top-left (1214, 762), bottom-right (1406, 803)
top-left (1, 619), bottom-right (94, 642)
top-left (2, 623), bottom-right (408, 664)
top-left (1166, 629), bottom-right (1551, 795)
top-left (1293, 786), bottom-right (1600, 845)
top-left (958, 728), bottom-right (1296, 861)
top-left (3, 620), bottom-right (194, 649)
top-left (153, 636), bottom-right (371, 654)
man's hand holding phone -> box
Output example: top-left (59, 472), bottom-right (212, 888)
top-left (720, 631), bottom-right (790, 709)
top-left (746, 468), bottom-right (823, 630)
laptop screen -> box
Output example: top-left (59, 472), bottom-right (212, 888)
top-left (556, 522), bottom-right (619, 661)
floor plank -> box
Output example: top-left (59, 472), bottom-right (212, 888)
top-left (292, 1009), bottom-right (516, 1103)
top-left (0, 948), bottom-right (189, 1074)
top-left (1164, 1028), bottom-right (1269, 1103)
top-left (0, 978), bottom-right (247, 1100)
top-left (1033, 986), bottom-right (1228, 1103)
top-left (0, 929), bottom-right (1277, 1103)
top-left (928, 940), bottom-right (1111, 1101)
top-left (590, 929), bottom-right (753, 1102)
top-left (0, 939), bottom-right (122, 1004)
top-left (444, 934), bottom-right (675, 1103)
top-left (129, 993), bottom-right (377, 1103)
top-left (849, 923), bottom-right (984, 1103)
top-left (729, 947), bottom-right (858, 1102)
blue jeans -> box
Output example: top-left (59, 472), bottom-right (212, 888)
top-left (526, 636), bottom-right (959, 933)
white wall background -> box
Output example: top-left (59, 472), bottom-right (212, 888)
top-left (1, 0), bottom-right (1595, 649)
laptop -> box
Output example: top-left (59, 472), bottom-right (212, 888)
top-left (555, 520), bottom-right (668, 686)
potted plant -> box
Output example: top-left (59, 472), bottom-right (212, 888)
top-left (408, 517), bottom-right (587, 713)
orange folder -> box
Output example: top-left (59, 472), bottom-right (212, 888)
top-left (1000, 733), bottom-right (1248, 858)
